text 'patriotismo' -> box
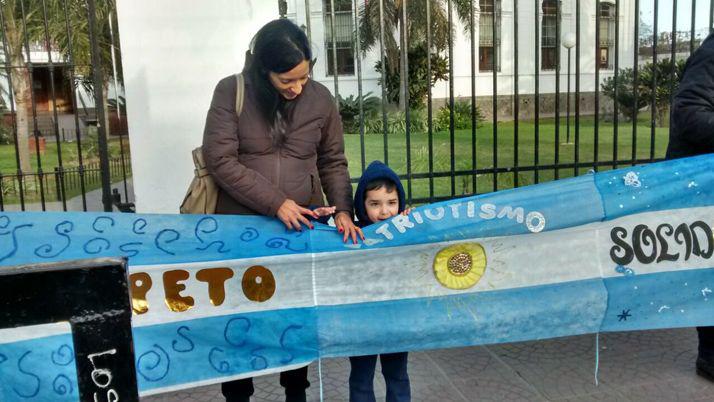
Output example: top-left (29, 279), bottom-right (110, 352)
top-left (374, 202), bottom-right (547, 240)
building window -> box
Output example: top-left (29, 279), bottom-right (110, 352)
top-left (599, 2), bottom-right (615, 69)
top-left (541, 0), bottom-right (558, 70)
top-left (479, 0), bottom-right (501, 72)
top-left (323, 0), bottom-right (354, 76)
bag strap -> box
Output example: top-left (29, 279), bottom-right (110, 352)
top-left (235, 73), bottom-right (245, 117)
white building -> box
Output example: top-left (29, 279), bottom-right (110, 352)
top-left (116, 0), bottom-right (638, 213)
top-left (288, 0), bottom-right (636, 115)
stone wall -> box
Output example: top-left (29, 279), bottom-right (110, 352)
top-left (432, 92), bottom-right (617, 121)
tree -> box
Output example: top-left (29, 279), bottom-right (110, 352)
top-left (0, 0), bottom-right (121, 174)
top-left (600, 68), bottom-right (649, 121)
top-left (358, 0), bottom-right (474, 109)
top-left (601, 58), bottom-right (686, 127)
top-left (0, 0), bottom-right (45, 173)
top-left (45, 0), bottom-right (122, 139)
top-left (375, 45), bottom-right (448, 108)
top-left (638, 58), bottom-right (686, 126)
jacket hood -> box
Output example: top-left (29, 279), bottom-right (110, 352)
top-left (354, 160), bottom-right (406, 226)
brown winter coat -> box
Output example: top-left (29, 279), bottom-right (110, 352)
top-left (202, 74), bottom-right (353, 216)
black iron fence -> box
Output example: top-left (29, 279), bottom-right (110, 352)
top-left (0, 1), bottom-right (707, 212)
top-left (292, 0), bottom-right (713, 205)
top-left (0, 154), bottom-right (131, 210)
top-left (0, 0), bottom-right (132, 212)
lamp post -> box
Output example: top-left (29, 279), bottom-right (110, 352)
top-left (563, 32), bottom-right (576, 144)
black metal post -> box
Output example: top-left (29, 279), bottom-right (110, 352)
top-left (402, 0), bottom-right (412, 204)
top-left (0, 258), bottom-right (138, 401)
top-left (534, 0), bottom-right (540, 184)
top-left (87, 0), bottom-right (113, 212)
top-left (566, 47), bottom-right (571, 143)
top-left (448, 0), bottom-right (455, 196)
top-left (329, 0), bottom-right (339, 109)
top-left (427, 0), bottom-right (434, 202)
top-left (353, 0), bottom-right (365, 173)
top-left (513, 0), bottom-right (520, 188)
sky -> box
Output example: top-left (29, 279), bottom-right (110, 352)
top-left (639, 0), bottom-right (712, 38)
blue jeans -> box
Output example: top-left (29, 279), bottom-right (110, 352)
top-left (349, 353), bottom-right (410, 402)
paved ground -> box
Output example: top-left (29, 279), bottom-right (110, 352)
top-left (141, 327), bottom-right (713, 402)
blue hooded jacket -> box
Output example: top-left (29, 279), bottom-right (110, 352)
top-left (353, 161), bottom-right (406, 228)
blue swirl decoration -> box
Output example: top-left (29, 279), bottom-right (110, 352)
top-left (51, 344), bottom-right (74, 366)
top-left (119, 242), bottom-right (143, 258)
top-left (171, 326), bottom-right (195, 353)
top-left (279, 325), bottom-right (303, 364)
top-left (155, 229), bottom-right (180, 255)
top-left (14, 351), bottom-right (40, 398)
top-left (285, 227), bottom-right (305, 238)
top-left (83, 237), bottom-right (111, 254)
top-left (194, 217), bottom-right (230, 253)
top-left (240, 227), bottom-right (259, 242)
top-left (208, 347), bottom-right (231, 373)
top-left (52, 374), bottom-right (73, 396)
top-left (224, 317), bottom-right (251, 347)
top-left (133, 218), bottom-right (148, 234)
top-left (250, 347), bottom-right (268, 370)
top-left (92, 216), bottom-right (115, 233)
top-left (136, 344), bottom-right (170, 382)
top-left (34, 221), bottom-right (74, 258)
top-left (0, 215), bottom-right (33, 263)
top-left (265, 237), bottom-right (308, 252)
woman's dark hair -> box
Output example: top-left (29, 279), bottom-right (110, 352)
top-left (243, 19), bottom-right (312, 132)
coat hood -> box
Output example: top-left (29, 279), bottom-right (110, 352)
top-left (354, 160), bottom-right (406, 226)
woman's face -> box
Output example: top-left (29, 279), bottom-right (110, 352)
top-left (268, 60), bottom-right (310, 100)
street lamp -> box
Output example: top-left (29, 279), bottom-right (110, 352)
top-left (562, 32), bottom-right (576, 144)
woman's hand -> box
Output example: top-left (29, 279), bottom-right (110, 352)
top-left (276, 199), bottom-right (318, 231)
top-left (334, 211), bottom-right (364, 244)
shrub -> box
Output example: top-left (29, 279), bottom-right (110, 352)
top-left (338, 92), bottom-right (381, 133)
top-left (374, 45), bottom-right (449, 109)
top-left (0, 122), bottom-right (14, 145)
top-left (601, 58), bottom-right (685, 126)
top-left (434, 100), bottom-right (484, 132)
top-left (361, 108), bottom-right (452, 135)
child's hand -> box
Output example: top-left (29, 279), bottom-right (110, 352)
top-left (313, 206), bottom-right (337, 217)
top-left (401, 207), bottom-right (413, 216)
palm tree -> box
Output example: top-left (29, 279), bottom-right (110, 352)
top-left (0, 0), bottom-right (120, 175)
top-left (358, 0), bottom-right (474, 109)
top-left (0, 0), bottom-right (45, 174)
top-left (45, 0), bottom-right (121, 140)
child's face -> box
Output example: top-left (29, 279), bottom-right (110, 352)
top-left (364, 187), bottom-right (399, 223)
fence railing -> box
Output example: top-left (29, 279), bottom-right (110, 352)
top-left (289, 0), bottom-right (713, 206)
top-left (0, 0), bottom-right (132, 212)
top-left (0, 155), bottom-right (131, 208)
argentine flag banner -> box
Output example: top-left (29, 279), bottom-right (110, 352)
top-left (1, 155), bottom-right (713, 400)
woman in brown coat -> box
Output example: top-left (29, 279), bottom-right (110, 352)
top-left (203, 19), bottom-right (362, 402)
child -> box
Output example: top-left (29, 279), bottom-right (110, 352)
top-left (349, 160), bottom-right (411, 402)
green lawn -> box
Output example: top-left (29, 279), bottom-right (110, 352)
top-left (0, 116), bottom-right (669, 206)
top-left (0, 137), bottom-right (128, 173)
top-left (0, 137), bottom-right (131, 204)
top-left (344, 114), bottom-right (670, 203)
